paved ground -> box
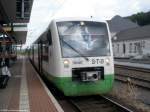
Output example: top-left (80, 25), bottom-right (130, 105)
top-left (0, 56), bottom-right (63, 112)
top-left (0, 58), bottom-right (21, 111)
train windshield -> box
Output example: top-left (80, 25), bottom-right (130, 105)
top-left (57, 21), bottom-right (110, 58)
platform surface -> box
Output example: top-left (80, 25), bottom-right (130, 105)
top-left (0, 56), bottom-right (63, 112)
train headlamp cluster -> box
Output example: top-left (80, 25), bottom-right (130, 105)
top-left (105, 58), bottom-right (110, 65)
top-left (64, 60), bottom-right (69, 68)
top-left (80, 21), bottom-right (85, 26)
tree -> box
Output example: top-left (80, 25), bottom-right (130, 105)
top-left (127, 11), bottom-right (150, 26)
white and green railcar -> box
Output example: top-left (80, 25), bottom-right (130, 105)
top-left (30, 17), bottom-right (114, 96)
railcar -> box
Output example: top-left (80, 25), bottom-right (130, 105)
top-left (29, 17), bottom-right (114, 96)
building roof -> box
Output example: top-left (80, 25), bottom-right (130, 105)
top-left (112, 24), bottom-right (150, 42)
top-left (107, 15), bottom-right (138, 35)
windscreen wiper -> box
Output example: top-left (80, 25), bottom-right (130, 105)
top-left (60, 38), bottom-right (89, 61)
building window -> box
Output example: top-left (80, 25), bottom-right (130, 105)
top-left (129, 43), bottom-right (132, 53)
top-left (134, 43), bottom-right (137, 53)
top-left (16, 0), bottom-right (31, 19)
top-left (123, 43), bottom-right (126, 54)
top-left (47, 30), bottom-right (52, 45)
top-left (16, 0), bottom-right (22, 17)
top-left (141, 40), bottom-right (145, 48)
top-left (42, 42), bottom-right (49, 62)
top-left (117, 44), bottom-right (119, 53)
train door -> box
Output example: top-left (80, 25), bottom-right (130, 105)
top-left (47, 30), bottom-right (53, 72)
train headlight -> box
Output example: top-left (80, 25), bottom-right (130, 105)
top-left (105, 58), bottom-right (110, 65)
top-left (64, 60), bottom-right (69, 68)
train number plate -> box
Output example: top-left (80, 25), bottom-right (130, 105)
top-left (91, 59), bottom-right (104, 64)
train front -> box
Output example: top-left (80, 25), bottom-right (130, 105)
top-left (56, 20), bottom-right (114, 96)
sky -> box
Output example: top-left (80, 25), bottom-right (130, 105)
top-left (24, 0), bottom-right (150, 48)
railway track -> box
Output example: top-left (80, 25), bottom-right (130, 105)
top-left (39, 71), bottom-right (134, 112)
top-left (31, 60), bottom-right (149, 112)
top-left (115, 73), bottom-right (150, 89)
top-left (64, 95), bottom-right (133, 112)
top-left (115, 64), bottom-right (150, 89)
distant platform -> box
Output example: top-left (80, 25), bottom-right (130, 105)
top-left (0, 56), bottom-right (63, 112)
top-left (115, 58), bottom-right (150, 64)
top-left (115, 61), bottom-right (150, 69)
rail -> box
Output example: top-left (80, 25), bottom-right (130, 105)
top-left (65, 95), bottom-right (133, 112)
top-left (115, 64), bottom-right (150, 89)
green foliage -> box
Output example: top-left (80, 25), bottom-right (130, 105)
top-left (127, 11), bottom-right (150, 26)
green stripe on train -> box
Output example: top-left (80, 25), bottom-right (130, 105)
top-left (43, 71), bottom-right (114, 96)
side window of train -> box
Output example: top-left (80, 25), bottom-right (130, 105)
top-left (47, 30), bottom-right (52, 45)
top-left (43, 41), bottom-right (49, 62)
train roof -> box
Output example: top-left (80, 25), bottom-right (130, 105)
top-left (52, 17), bottom-right (106, 23)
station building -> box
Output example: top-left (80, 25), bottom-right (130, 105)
top-left (112, 25), bottom-right (150, 58)
top-left (108, 15), bottom-right (150, 59)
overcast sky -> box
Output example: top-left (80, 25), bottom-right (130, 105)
top-left (24, 0), bottom-right (150, 48)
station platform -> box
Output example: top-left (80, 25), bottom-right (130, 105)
top-left (115, 61), bottom-right (150, 69)
top-left (0, 56), bottom-right (63, 112)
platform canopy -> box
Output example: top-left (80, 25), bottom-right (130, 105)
top-left (0, 0), bottom-right (33, 45)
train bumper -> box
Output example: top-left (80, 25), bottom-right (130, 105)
top-left (47, 74), bottom-right (114, 96)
